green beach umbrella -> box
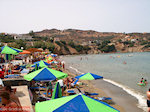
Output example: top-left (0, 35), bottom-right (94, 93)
top-left (0, 46), bottom-right (22, 55)
top-left (24, 67), bottom-right (68, 81)
top-left (35, 94), bottom-right (119, 112)
top-left (4, 54), bottom-right (12, 61)
top-left (75, 72), bottom-right (103, 80)
top-left (31, 60), bottom-right (50, 68)
top-left (45, 57), bottom-right (53, 62)
top-left (52, 82), bottom-right (62, 99)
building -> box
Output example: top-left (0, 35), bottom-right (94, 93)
top-left (12, 34), bottom-right (33, 40)
top-left (54, 38), bottom-right (60, 42)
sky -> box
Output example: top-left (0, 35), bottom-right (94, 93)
top-left (0, 0), bottom-right (150, 34)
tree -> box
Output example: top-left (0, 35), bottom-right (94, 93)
top-left (15, 39), bottom-right (26, 49)
top-left (29, 30), bottom-right (35, 37)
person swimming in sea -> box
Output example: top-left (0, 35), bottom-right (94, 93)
top-left (144, 79), bottom-right (148, 85)
top-left (140, 78), bottom-right (144, 83)
top-left (139, 78), bottom-right (148, 86)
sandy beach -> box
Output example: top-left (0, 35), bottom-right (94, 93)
top-left (64, 68), bottom-right (125, 112)
top-left (64, 65), bottom-right (144, 112)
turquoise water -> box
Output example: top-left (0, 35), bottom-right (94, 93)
top-left (62, 52), bottom-right (150, 95)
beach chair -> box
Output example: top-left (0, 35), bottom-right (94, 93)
top-left (71, 79), bottom-right (79, 88)
top-left (37, 95), bottom-right (51, 102)
top-left (4, 74), bottom-right (20, 78)
top-left (67, 90), bottom-right (76, 95)
top-left (20, 65), bottom-right (26, 69)
top-left (21, 69), bottom-right (29, 74)
top-left (98, 97), bottom-right (112, 101)
top-left (30, 86), bottom-right (46, 90)
top-left (98, 97), bottom-right (112, 104)
top-left (43, 92), bottom-right (51, 95)
top-left (84, 91), bottom-right (99, 96)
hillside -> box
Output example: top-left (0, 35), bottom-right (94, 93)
top-left (1, 29), bottom-right (150, 55)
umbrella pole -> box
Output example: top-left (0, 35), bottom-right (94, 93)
top-left (38, 82), bottom-right (41, 95)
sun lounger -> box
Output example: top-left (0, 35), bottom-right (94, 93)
top-left (43, 92), bottom-right (51, 95)
top-left (30, 86), bottom-right (46, 90)
top-left (67, 90), bottom-right (76, 94)
top-left (21, 69), bottom-right (29, 74)
top-left (4, 74), bottom-right (20, 78)
top-left (84, 91), bottom-right (99, 96)
top-left (20, 65), bottom-right (26, 69)
top-left (37, 95), bottom-right (51, 102)
top-left (98, 97), bottom-right (112, 101)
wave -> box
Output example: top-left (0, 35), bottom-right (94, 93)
top-left (69, 66), bottom-right (147, 112)
top-left (104, 79), bottom-right (147, 112)
top-left (69, 66), bottom-right (84, 74)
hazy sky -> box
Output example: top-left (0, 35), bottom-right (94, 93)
top-left (0, 0), bottom-right (150, 34)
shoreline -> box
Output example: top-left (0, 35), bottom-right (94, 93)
top-left (59, 51), bottom-right (150, 57)
top-left (64, 68), bottom-right (125, 112)
top-left (63, 62), bottom-right (145, 112)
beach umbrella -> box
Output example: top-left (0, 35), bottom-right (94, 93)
top-left (0, 46), bottom-right (22, 55)
top-left (24, 67), bottom-right (68, 81)
top-left (51, 54), bottom-right (57, 57)
top-left (35, 94), bottom-right (119, 112)
top-left (75, 72), bottom-right (103, 80)
top-left (31, 60), bottom-right (50, 68)
top-left (51, 61), bottom-right (58, 64)
top-left (4, 54), bottom-right (12, 61)
top-left (52, 82), bottom-right (62, 99)
top-left (19, 50), bottom-right (31, 54)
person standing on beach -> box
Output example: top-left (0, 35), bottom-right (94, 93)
top-left (46, 81), bottom-right (53, 97)
top-left (147, 88), bottom-right (150, 112)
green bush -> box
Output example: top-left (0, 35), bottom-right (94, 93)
top-left (0, 34), bottom-right (15, 43)
top-left (68, 41), bottom-right (75, 48)
top-left (101, 45), bottom-right (116, 53)
top-left (144, 44), bottom-right (150, 48)
top-left (60, 40), bottom-right (66, 45)
top-left (83, 45), bottom-right (91, 51)
top-left (140, 41), bottom-right (149, 45)
top-left (64, 45), bottom-right (69, 51)
top-left (55, 41), bottom-right (62, 46)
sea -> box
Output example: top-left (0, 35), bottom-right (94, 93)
top-left (61, 52), bottom-right (150, 111)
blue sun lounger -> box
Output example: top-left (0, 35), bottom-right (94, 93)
top-left (67, 90), bottom-right (76, 94)
top-left (43, 92), bottom-right (51, 95)
top-left (98, 97), bottom-right (112, 101)
top-left (4, 74), bottom-right (20, 78)
top-left (30, 86), bottom-right (46, 90)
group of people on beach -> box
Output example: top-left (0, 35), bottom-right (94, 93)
top-left (0, 63), bottom-right (22, 79)
top-left (45, 77), bottom-right (77, 97)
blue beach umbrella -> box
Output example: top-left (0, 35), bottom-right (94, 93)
top-left (35, 94), bottom-right (119, 112)
top-left (75, 72), bottom-right (103, 80)
top-left (24, 67), bottom-right (68, 81)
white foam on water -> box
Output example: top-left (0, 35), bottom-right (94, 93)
top-left (104, 79), bottom-right (147, 112)
top-left (69, 66), bottom-right (84, 74)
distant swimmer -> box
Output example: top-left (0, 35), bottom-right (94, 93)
top-left (123, 61), bottom-right (127, 64)
top-left (80, 57), bottom-right (82, 61)
top-left (138, 78), bottom-right (148, 86)
top-left (145, 79), bottom-right (148, 85)
top-left (140, 78), bottom-right (144, 83)
top-left (147, 88), bottom-right (150, 112)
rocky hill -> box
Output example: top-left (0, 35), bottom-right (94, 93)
top-left (1, 29), bottom-right (150, 55)
top-left (31, 29), bottom-right (150, 53)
